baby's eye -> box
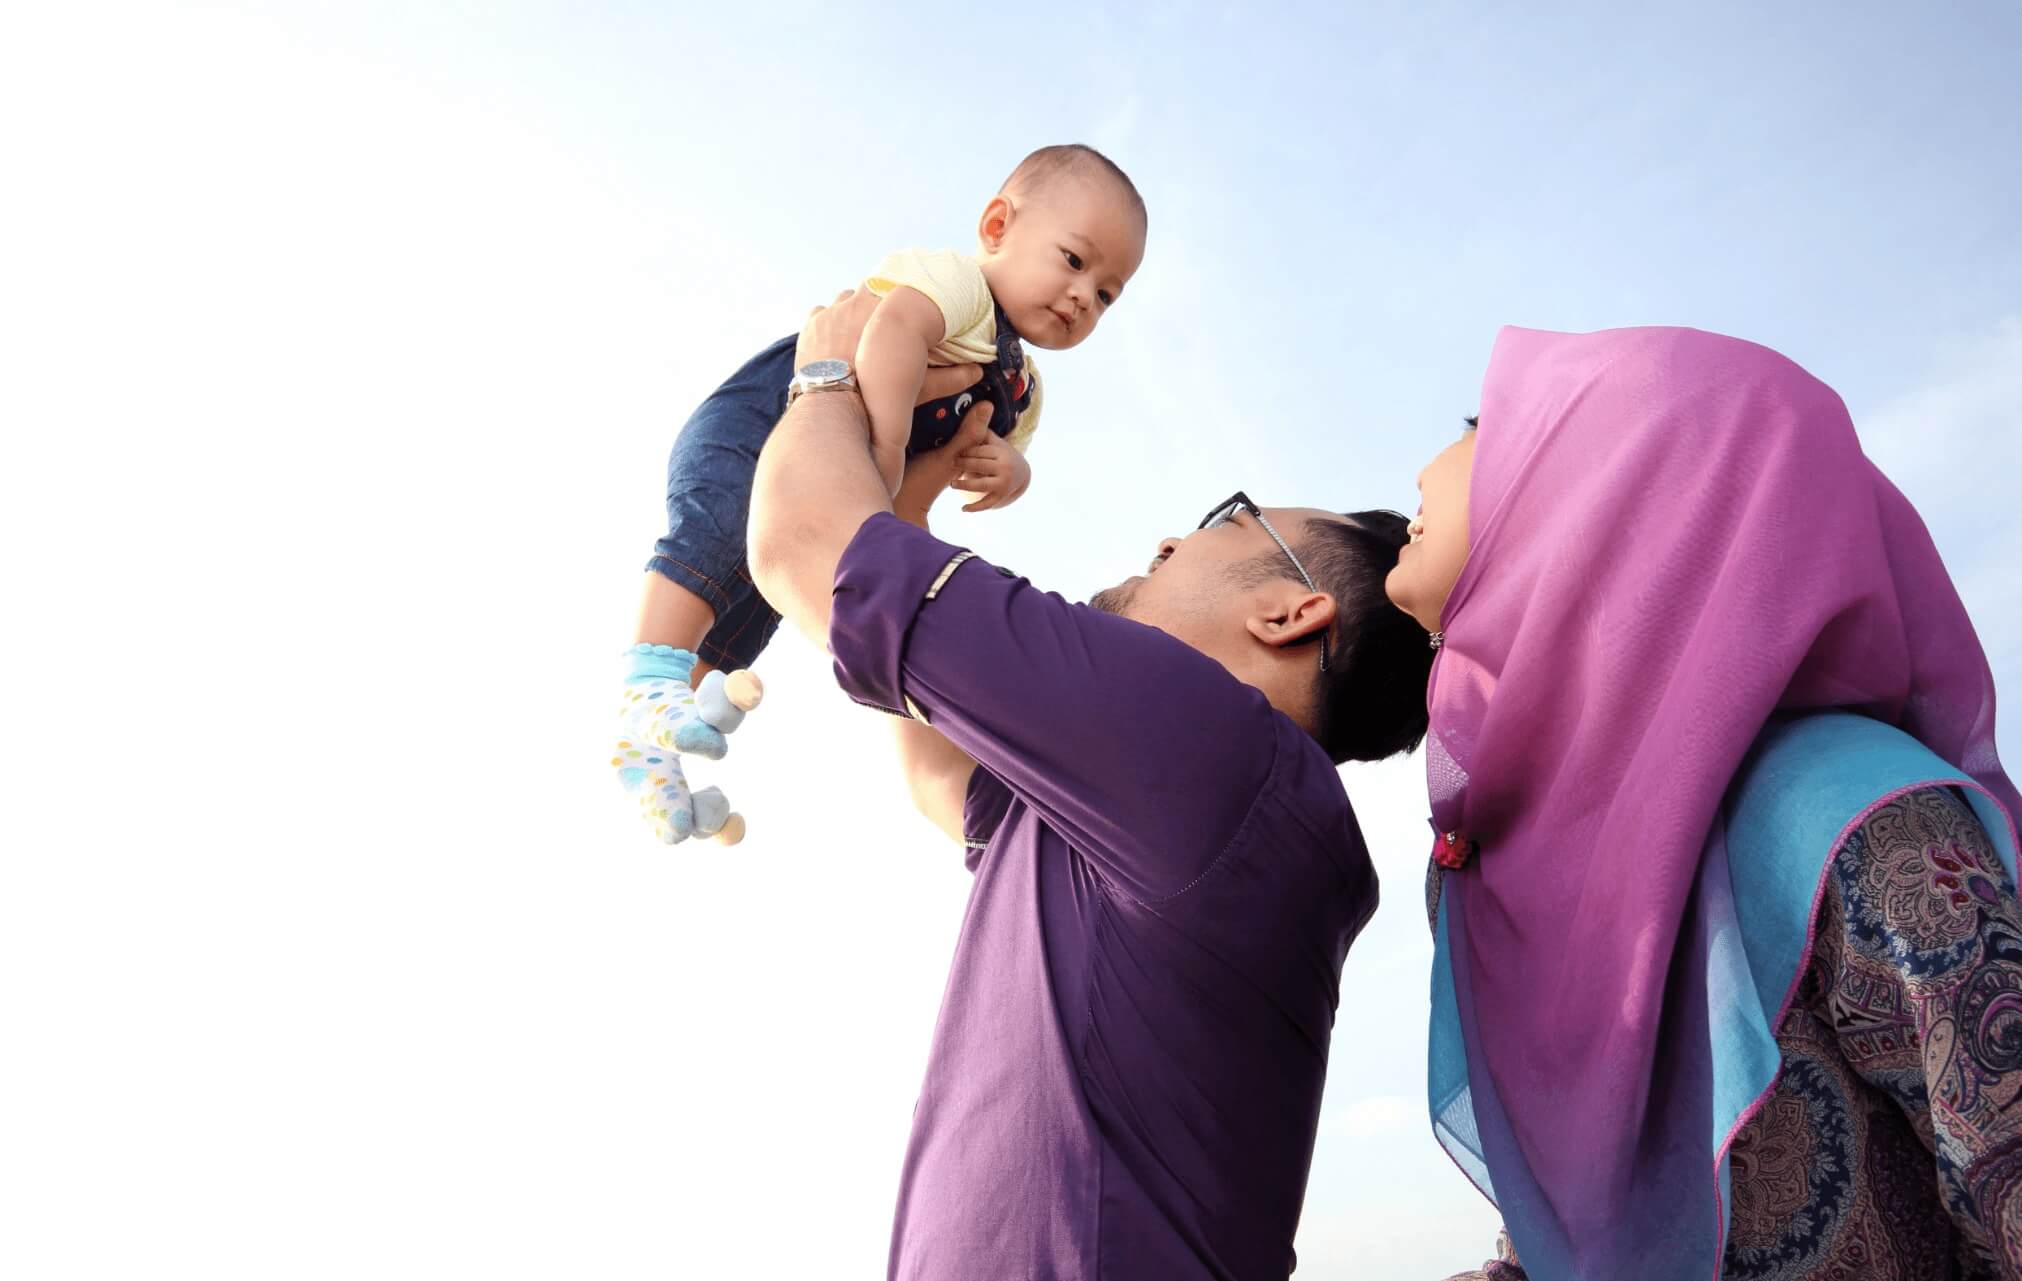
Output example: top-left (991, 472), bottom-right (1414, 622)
top-left (1097, 289), bottom-right (1114, 307)
top-left (1062, 249), bottom-right (1084, 271)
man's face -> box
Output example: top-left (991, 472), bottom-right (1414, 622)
top-left (1091, 503), bottom-right (1340, 643)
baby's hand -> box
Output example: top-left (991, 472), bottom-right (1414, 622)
top-left (953, 437), bottom-right (1031, 513)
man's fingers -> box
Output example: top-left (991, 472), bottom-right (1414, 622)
top-left (806, 287), bottom-right (856, 320)
top-left (919, 362), bottom-right (982, 402)
top-left (906, 433), bottom-right (971, 476)
top-left (958, 402), bottom-right (998, 446)
top-left (798, 287), bottom-right (876, 365)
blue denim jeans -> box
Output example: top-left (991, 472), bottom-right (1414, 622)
top-left (646, 335), bottom-right (797, 671)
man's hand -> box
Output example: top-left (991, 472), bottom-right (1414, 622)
top-left (798, 286), bottom-right (978, 398)
top-left (797, 287), bottom-right (879, 366)
top-left (952, 435), bottom-right (1032, 512)
top-left (896, 404), bottom-right (995, 526)
top-left (750, 296), bottom-right (899, 646)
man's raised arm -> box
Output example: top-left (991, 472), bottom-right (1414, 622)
top-left (886, 451), bottom-right (986, 845)
top-left (748, 292), bottom-right (983, 842)
top-left (746, 290), bottom-right (895, 647)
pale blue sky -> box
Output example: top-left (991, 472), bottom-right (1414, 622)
top-left (4, 3), bottom-right (2018, 1277)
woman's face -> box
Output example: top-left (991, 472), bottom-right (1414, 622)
top-left (1386, 430), bottom-right (1477, 633)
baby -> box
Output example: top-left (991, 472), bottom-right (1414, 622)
top-left (614, 144), bottom-right (1148, 846)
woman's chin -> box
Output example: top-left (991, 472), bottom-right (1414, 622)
top-left (1382, 564), bottom-right (1413, 613)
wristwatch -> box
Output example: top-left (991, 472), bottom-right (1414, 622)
top-left (786, 358), bottom-right (858, 405)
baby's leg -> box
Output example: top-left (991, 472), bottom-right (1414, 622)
top-left (641, 334), bottom-right (797, 672)
top-left (635, 571), bottom-right (715, 656)
top-left (616, 337), bottom-right (793, 843)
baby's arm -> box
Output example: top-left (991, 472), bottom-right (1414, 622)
top-left (854, 286), bottom-right (945, 496)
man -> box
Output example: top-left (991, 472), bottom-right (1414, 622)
top-left (747, 291), bottom-right (1435, 1280)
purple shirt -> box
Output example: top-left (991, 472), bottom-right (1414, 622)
top-left (829, 514), bottom-right (1380, 1281)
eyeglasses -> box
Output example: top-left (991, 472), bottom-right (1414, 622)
top-left (1198, 491), bottom-right (1330, 673)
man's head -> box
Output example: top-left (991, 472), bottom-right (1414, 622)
top-left (975, 144), bottom-right (1147, 353)
top-left (1090, 497), bottom-right (1432, 763)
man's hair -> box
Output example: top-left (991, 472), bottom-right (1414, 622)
top-left (1001, 144), bottom-right (1147, 228)
top-left (1232, 511), bottom-right (1433, 764)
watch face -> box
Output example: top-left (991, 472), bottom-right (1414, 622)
top-left (798, 359), bottom-right (849, 383)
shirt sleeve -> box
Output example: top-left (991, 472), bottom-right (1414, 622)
top-left (829, 513), bottom-right (1279, 903)
top-left (864, 249), bottom-right (994, 348)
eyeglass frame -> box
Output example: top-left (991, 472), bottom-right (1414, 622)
top-left (1197, 491), bottom-right (1331, 673)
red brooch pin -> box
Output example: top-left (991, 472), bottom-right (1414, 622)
top-left (1433, 829), bottom-right (1477, 870)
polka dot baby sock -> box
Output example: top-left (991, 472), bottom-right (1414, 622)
top-left (612, 644), bottom-right (761, 845)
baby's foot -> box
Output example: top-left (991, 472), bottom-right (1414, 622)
top-left (611, 747), bottom-right (746, 845)
top-left (613, 645), bottom-right (763, 844)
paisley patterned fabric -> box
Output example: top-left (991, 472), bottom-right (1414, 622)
top-left (1440, 786), bottom-right (2022, 1281)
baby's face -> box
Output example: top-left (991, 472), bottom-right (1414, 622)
top-left (980, 177), bottom-right (1145, 351)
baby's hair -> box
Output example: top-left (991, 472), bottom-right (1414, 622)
top-left (1001, 144), bottom-right (1146, 228)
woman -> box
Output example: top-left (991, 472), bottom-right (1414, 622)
top-left (1386, 326), bottom-right (2022, 1280)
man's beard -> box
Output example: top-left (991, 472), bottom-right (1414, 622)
top-left (1087, 580), bottom-right (1137, 616)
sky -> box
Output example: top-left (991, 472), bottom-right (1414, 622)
top-left (2, 2), bottom-right (2018, 1276)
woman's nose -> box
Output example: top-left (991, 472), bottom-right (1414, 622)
top-left (1157, 537), bottom-right (1182, 558)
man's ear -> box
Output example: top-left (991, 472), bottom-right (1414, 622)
top-left (977, 195), bottom-right (1015, 251)
top-left (1243, 588), bottom-right (1337, 654)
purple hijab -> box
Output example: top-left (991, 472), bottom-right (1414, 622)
top-left (1427, 326), bottom-right (2018, 1275)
